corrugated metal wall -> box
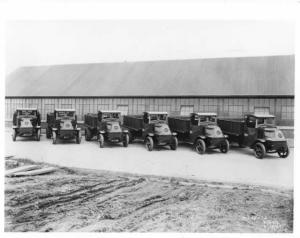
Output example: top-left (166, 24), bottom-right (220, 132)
top-left (5, 97), bottom-right (294, 125)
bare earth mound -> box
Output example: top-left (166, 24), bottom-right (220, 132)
top-left (5, 159), bottom-right (293, 232)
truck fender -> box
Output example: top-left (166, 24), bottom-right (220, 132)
top-left (36, 126), bottom-right (41, 129)
top-left (256, 139), bottom-right (266, 144)
top-left (52, 128), bottom-right (58, 131)
top-left (122, 129), bottom-right (129, 134)
top-left (76, 127), bottom-right (81, 131)
top-left (12, 126), bottom-right (18, 129)
top-left (99, 130), bottom-right (105, 134)
top-left (198, 135), bottom-right (206, 140)
top-left (172, 132), bottom-right (177, 136)
top-left (147, 133), bottom-right (154, 137)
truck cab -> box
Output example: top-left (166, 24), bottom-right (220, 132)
top-left (12, 108), bottom-right (41, 141)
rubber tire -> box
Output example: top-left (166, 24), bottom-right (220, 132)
top-left (52, 132), bottom-right (57, 144)
top-left (85, 128), bottom-right (91, 141)
top-left (36, 129), bottom-right (41, 141)
top-left (46, 127), bottom-right (51, 139)
top-left (145, 137), bottom-right (154, 151)
top-left (195, 139), bottom-right (206, 154)
top-left (220, 139), bottom-right (229, 153)
top-left (76, 131), bottom-right (81, 144)
top-left (254, 142), bottom-right (266, 159)
top-left (99, 134), bottom-right (104, 148)
top-left (278, 147), bottom-right (289, 158)
top-left (128, 131), bottom-right (134, 143)
top-left (170, 136), bottom-right (178, 150)
top-left (123, 134), bottom-right (129, 147)
top-left (12, 129), bottom-right (17, 142)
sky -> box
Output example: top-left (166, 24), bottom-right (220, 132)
top-left (6, 20), bottom-right (294, 74)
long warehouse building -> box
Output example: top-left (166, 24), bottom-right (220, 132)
top-left (5, 55), bottom-right (294, 125)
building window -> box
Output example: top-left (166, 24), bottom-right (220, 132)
top-left (44, 104), bottom-right (55, 118)
top-left (228, 105), bottom-right (244, 117)
top-left (117, 105), bottom-right (129, 115)
top-left (281, 106), bottom-right (294, 120)
top-left (61, 104), bottom-right (73, 109)
top-left (180, 105), bottom-right (194, 116)
top-left (97, 104), bottom-right (110, 111)
top-left (254, 107), bottom-right (270, 115)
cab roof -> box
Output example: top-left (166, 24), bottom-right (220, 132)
top-left (193, 112), bottom-right (217, 116)
top-left (248, 114), bottom-right (275, 118)
top-left (16, 108), bottom-right (38, 111)
top-left (145, 111), bottom-right (168, 115)
top-left (55, 108), bottom-right (75, 112)
top-left (99, 110), bottom-right (121, 114)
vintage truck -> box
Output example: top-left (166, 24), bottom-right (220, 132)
top-left (12, 108), bottom-right (41, 141)
top-left (84, 110), bottom-right (129, 148)
top-left (46, 109), bottom-right (81, 144)
top-left (123, 111), bottom-right (178, 151)
top-left (168, 113), bottom-right (229, 154)
top-left (218, 114), bottom-right (289, 159)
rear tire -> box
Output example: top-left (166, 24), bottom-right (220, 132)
top-left (254, 142), bottom-right (266, 159)
top-left (170, 136), bottom-right (178, 150)
top-left (85, 128), bottom-right (91, 141)
top-left (76, 131), bottom-right (81, 144)
top-left (36, 129), bottom-right (41, 141)
top-left (145, 136), bottom-right (154, 151)
top-left (278, 147), bottom-right (289, 158)
top-left (52, 132), bottom-right (57, 144)
top-left (195, 138), bottom-right (206, 154)
top-left (99, 134), bottom-right (104, 148)
top-left (123, 134), bottom-right (129, 147)
top-left (128, 131), bottom-right (134, 143)
top-left (12, 129), bottom-right (17, 142)
top-left (46, 127), bottom-right (51, 139)
top-left (220, 139), bottom-right (229, 153)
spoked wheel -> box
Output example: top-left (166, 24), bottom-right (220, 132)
top-left (52, 132), bottom-right (57, 144)
top-left (220, 139), bottom-right (229, 153)
top-left (195, 139), bottom-right (206, 154)
top-left (170, 136), bottom-right (178, 150)
top-left (123, 134), bottom-right (129, 147)
top-left (36, 129), bottom-right (41, 141)
top-left (254, 142), bottom-right (266, 159)
top-left (12, 129), bottom-right (17, 142)
top-left (145, 136), bottom-right (154, 151)
top-left (99, 134), bottom-right (104, 148)
top-left (76, 131), bottom-right (81, 144)
top-left (278, 147), bottom-right (289, 158)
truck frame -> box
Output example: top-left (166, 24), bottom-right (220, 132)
top-left (218, 114), bottom-right (289, 159)
top-left (123, 111), bottom-right (178, 151)
top-left (168, 113), bottom-right (229, 154)
top-left (84, 110), bottom-right (129, 148)
top-left (46, 109), bottom-right (81, 144)
top-left (12, 108), bottom-right (41, 141)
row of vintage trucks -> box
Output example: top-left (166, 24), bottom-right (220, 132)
top-left (11, 108), bottom-right (290, 159)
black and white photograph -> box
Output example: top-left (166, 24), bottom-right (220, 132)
top-left (1, 0), bottom-right (299, 236)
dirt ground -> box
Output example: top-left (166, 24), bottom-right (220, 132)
top-left (5, 158), bottom-right (293, 232)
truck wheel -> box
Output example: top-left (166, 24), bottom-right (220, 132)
top-left (76, 131), bottom-right (81, 144)
top-left (99, 134), bottom-right (104, 148)
top-left (145, 137), bottom-right (154, 151)
top-left (46, 127), bottom-right (51, 139)
top-left (128, 131), bottom-right (134, 143)
top-left (195, 139), bottom-right (206, 154)
top-left (254, 142), bottom-right (266, 159)
top-left (12, 129), bottom-right (17, 142)
top-left (36, 129), bottom-right (41, 141)
top-left (85, 128), bottom-right (91, 141)
top-left (170, 136), bottom-right (178, 150)
top-left (123, 134), bottom-right (129, 147)
top-left (52, 132), bottom-right (57, 144)
top-left (220, 139), bottom-right (229, 153)
top-left (278, 147), bottom-right (289, 158)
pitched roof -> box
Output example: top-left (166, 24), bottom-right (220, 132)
top-left (6, 55), bottom-right (294, 97)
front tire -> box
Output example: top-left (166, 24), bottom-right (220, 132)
top-left (99, 134), bottom-right (104, 148)
top-left (278, 147), bottom-right (289, 158)
top-left (220, 139), bottom-right (229, 153)
top-left (254, 142), bottom-right (266, 159)
top-left (195, 138), bottom-right (206, 154)
top-left (12, 129), bottom-right (17, 141)
top-left (123, 134), bottom-right (129, 147)
top-left (36, 129), bottom-right (41, 141)
top-left (52, 131), bottom-right (57, 144)
top-left (170, 136), bottom-right (178, 150)
top-left (145, 137), bottom-right (154, 151)
top-left (76, 131), bottom-right (81, 144)
top-left (85, 128), bottom-right (91, 141)
top-left (46, 127), bottom-right (51, 139)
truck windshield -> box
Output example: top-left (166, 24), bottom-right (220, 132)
top-left (56, 111), bottom-right (75, 119)
top-left (18, 110), bottom-right (36, 116)
top-left (103, 113), bottom-right (120, 120)
top-left (257, 117), bottom-right (275, 125)
top-left (150, 114), bottom-right (167, 122)
top-left (199, 116), bottom-right (216, 123)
